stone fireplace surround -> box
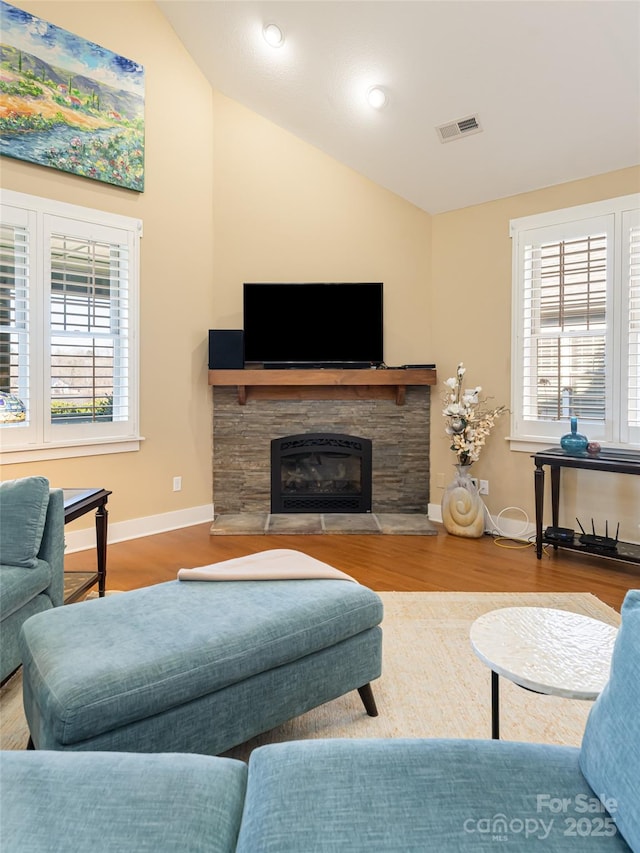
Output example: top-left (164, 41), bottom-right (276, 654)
top-left (212, 387), bottom-right (431, 515)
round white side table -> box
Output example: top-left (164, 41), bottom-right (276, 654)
top-left (470, 606), bottom-right (618, 739)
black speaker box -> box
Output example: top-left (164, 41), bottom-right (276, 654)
top-left (208, 330), bottom-right (244, 369)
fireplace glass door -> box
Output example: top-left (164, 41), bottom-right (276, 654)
top-left (271, 433), bottom-right (372, 513)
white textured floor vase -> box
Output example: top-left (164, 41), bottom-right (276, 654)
top-left (1, 590), bottom-right (619, 754)
top-left (441, 465), bottom-right (485, 537)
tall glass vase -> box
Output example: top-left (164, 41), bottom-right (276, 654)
top-left (560, 416), bottom-right (588, 455)
top-left (441, 464), bottom-right (485, 538)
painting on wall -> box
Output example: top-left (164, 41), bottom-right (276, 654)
top-left (0, 1), bottom-right (145, 191)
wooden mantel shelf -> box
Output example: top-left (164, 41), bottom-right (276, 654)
top-left (208, 367), bottom-right (437, 405)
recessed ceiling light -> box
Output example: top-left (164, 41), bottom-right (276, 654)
top-left (263, 23), bottom-right (284, 48)
top-left (367, 87), bottom-right (387, 109)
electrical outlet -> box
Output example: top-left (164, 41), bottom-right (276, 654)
top-left (436, 473), bottom-right (446, 488)
top-left (479, 479), bottom-right (489, 495)
top-left (173, 476), bottom-right (182, 492)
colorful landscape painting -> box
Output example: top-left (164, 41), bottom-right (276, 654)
top-left (0, 1), bottom-right (144, 191)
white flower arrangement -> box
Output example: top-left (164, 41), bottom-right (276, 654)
top-left (443, 363), bottom-right (507, 466)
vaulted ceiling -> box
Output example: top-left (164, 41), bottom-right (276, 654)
top-left (156, 1), bottom-right (640, 214)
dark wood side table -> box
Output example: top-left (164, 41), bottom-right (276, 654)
top-left (63, 488), bottom-right (112, 604)
top-left (533, 447), bottom-right (640, 566)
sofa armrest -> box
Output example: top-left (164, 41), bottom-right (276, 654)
top-left (39, 489), bottom-right (65, 607)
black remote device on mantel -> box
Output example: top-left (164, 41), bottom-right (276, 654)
top-left (401, 364), bottom-right (436, 369)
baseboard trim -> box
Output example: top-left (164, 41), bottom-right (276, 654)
top-left (66, 501), bottom-right (637, 552)
top-left (428, 502), bottom-right (442, 524)
top-left (428, 501), bottom-right (536, 542)
top-left (64, 503), bottom-right (214, 554)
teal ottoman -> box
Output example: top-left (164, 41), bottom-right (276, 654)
top-left (19, 549), bottom-right (383, 755)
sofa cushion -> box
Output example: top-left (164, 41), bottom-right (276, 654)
top-left (238, 738), bottom-right (631, 851)
top-left (0, 594), bottom-right (53, 685)
top-left (579, 589), bottom-right (640, 851)
top-left (0, 476), bottom-right (50, 568)
top-left (19, 577), bottom-right (383, 746)
top-left (0, 561), bottom-right (53, 621)
top-left (0, 750), bottom-right (247, 853)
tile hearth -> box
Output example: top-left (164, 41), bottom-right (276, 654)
top-left (210, 513), bottom-right (439, 536)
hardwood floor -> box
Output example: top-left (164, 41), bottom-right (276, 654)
top-left (63, 521), bottom-right (639, 611)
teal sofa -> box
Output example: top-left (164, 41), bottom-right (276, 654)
top-left (0, 477), bottom-right (64, 683)
top-left (2, 588), bottom-right (638, 851)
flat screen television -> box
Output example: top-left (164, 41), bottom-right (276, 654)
top-left (243, 282), bottom-right (383, 368)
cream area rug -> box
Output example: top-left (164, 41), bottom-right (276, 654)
top-left (0, 591), bottom-right (619, 755)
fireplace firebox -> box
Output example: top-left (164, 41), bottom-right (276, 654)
top-left (271, 433), bottom-right (372, 513)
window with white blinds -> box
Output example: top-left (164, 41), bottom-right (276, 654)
top-left (0, 214), bottom-right (31, 428)
top-left (0, 190), bottom-right (141, 461)
top-left (625, 211), bottom-right (640, 435)
top-left (511, 194), bottom-right (640, 450)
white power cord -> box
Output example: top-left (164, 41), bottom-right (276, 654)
top-left (490, 506), bottom-right (531, 543)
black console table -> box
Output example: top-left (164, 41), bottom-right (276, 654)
top-left (533, 447), bottom-right (640, 566)
top-left (63, 488), bottom-right (111, 603)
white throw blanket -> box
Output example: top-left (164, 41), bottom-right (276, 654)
top-left (177, 548), bottom-right (357, 583)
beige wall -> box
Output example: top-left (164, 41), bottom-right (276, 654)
top-left (2, 1), bottom-right (638, 545)
top-left (431, 166), bottom-right (640, 542)
top-left (1, 1), bottom-right (216, 531)
top-left (211, 91), bottom-right (432, 367)
top-left (1, 1), bottom-right (433, 537)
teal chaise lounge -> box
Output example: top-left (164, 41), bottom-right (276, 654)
top-left (2, 588), bottom-right (638, 851)
top-left (18, 549), bottom-right (383, 755)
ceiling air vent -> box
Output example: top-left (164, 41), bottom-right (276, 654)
top-left (436, 114), bottom-right (482, 144)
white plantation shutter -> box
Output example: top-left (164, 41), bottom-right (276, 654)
top-left (511, 195), bottom-right (639, 449)
top-left (625, 211), bottom-right (640, 442)
top-left (47, 225), bottom-right (130, 432)
top-left (0, 213), bottom-right (31, 429)
top-left (521, 220), bottom-right (609, 430)
top-left (0, 191), bottom-right (141, 459)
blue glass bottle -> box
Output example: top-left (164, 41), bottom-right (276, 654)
top-left (560, 417), bottom-right (588, 455)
